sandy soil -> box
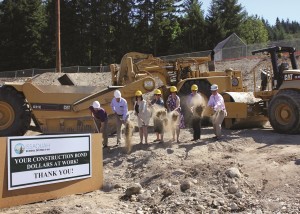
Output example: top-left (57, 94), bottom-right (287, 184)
top-left (1, 125), bottom-right (300, 213)
top-left (1, 57), bottom-right (300, 213)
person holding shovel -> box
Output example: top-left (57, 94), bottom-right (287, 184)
top-left (89, 101), bottom-right (108, 147)
top-left (188, 84), bottom-right (204, 141)
top-left (166, 86), bottom-right (185, 143)
top-left (207, 84), bottom-right (227, 140)
top-left (151, 89), bottom-right (165, 143)
top-left (110, 90), bottom-right (129, 146)
top-left (134, 90), bottom-right (151, 144)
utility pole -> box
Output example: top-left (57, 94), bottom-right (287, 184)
top-left (56, 0), bottom-right (61, 73)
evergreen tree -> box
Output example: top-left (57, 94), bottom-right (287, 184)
top-left (206, 0), bottom-right (246, 48)
top-left (151, 0), bottom-right (181, 55)
top-left (2, 0), bottom-right (300, 72)
top-left (0, 0), bottom-right (46, 71)
top-left (261, 18), bottom-right (275, 41)
top-left (89, 0), bottom-right (113, 64)
top-left (273, 17), bottom-right (287, 40)
top-left (179, 0), bottom-right (206, 52)
top-left (205, 0), bottom-right (226, 48)
top-left (133, 0), bottom-right (181, 56)
top-left (42, 0), bottom-right (56, 67)
top-left (132, 0), bottom-right (153, 54)
top-left (59, 0), bottom-right (91, 66)
top-left (219, 0), bottom-right (246, 36)
top-left (109, 0), bottom-right (135, 62)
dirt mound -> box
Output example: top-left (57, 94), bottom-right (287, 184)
top-left (32, 72), bottom-right (112, 86)
top-left (0, 72), bottom-right (112, 87)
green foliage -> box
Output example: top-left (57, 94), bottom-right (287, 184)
top-left (206, 0), bottom-right (246, 47)
top-left (239, 16), bottom-right (268, 44)
top-left (177, 0), bottom-right (206, 52)
top-left (132, 0), bottom-right (181, 56)
top-left (1, 0), bottom-right (300, 71)
top-left (0, 0), bottom-right (46, 70)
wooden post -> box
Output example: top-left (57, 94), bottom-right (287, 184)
top-left (56, 0), bottom-right (61, 73)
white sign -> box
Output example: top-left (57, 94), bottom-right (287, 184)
top-left (7, 134), bottom-right (92, 190)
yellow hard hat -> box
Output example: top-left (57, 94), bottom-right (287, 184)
top-left (154, 89), bottom-right (162, 95)
top-left (170, 86), bottom-right (177, 93)
top-left (135, 90), bottom-right (143, 96)
top-left (191, 84), bottom-right (198, 91)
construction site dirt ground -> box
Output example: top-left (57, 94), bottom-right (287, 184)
top-left (1, 57), bottom-right (300, 213)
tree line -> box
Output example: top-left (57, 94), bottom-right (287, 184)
top-left (0, 0), bottom-right (300, 71)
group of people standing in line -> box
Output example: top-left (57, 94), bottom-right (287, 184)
top-left (89, 83), bottom-right (227, 148)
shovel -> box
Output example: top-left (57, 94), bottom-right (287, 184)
top-left (92, 116), bottom-right (100, 133)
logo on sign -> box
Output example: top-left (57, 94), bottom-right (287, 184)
top-left (14, 143), bottom-right (25, 154)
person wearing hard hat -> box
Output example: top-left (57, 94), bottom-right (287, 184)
top-left (89, 101), bottom-right (108, 147)
top-left (166, 86), bottom-right (185, 143)
top-left (151, 89), bottom-right (165, 143)
top-left (188, 84), bottom-right (204, 141)
top-left (207, 84), bottom-right (227, 140)
top-left (110, 90), bottom-right (129, 146)
top-left (134, 90), bottom-right (151, 144)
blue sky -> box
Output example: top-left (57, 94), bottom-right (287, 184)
top-left (200, 0), bottom-right (300, 25)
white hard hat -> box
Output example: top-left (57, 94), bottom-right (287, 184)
top-left (114, 90), bottom-right (121, 98)
top-left (92, 101), bottom-right (101, 109)
top-left (210, 84), bottom-right (218, 91)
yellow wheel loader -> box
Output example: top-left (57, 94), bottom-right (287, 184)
top-left (251, 46), bottom-right (300, 134)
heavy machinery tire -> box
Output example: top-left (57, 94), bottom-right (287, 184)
top-left (178, 80), bottom-right (211, 126)
top-left (178, 79), bottom-right (211, 98)
top-left (0, 86), bottom-right (31, 136)
top-left (268, 90), bottom-right (300, 134)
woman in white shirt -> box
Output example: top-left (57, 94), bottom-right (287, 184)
top-left (134, 90), bottom-right (151, 144)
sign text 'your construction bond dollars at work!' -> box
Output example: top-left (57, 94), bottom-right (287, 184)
top-left (7, 134), bottom-right (92, 190)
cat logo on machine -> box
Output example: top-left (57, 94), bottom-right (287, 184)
top-left (284, 73), bottom-right (293, 81)
top-left (284, 73), bottom-right (300, 81)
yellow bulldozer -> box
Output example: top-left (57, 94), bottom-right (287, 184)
top-left (3, 47), bottom-right (289, 137)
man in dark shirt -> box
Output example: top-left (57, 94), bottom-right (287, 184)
top-left (89, 101), bottom-right (108, 147)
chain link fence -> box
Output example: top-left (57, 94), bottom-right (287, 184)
top-left (0, 65), bottom-right (110, 78)
top-left (1, 38), bottom-right (300, 78)
top-left (215, 38), bottom-right (300, 61)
